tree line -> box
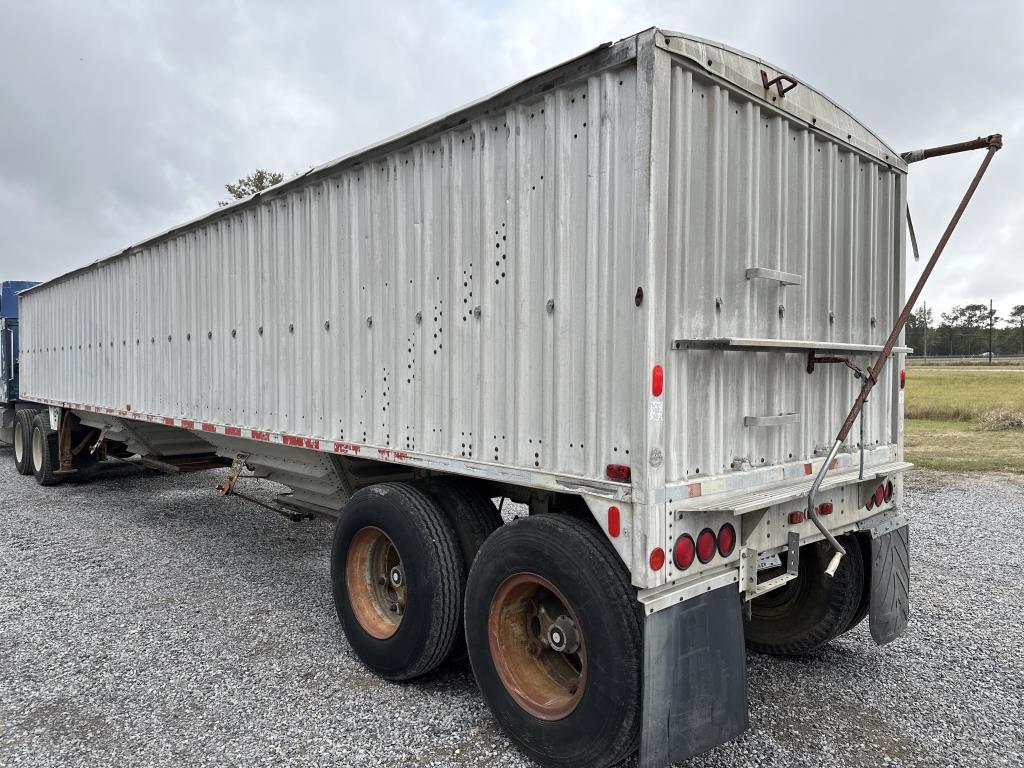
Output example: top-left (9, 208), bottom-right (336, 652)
top-left (906, 303), bottom-right (1024, 357)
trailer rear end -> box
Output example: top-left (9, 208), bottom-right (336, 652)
top-left (11, 28), bottom-right (1002, 768)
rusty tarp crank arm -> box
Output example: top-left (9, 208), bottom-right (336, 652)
top-left (807, 133), bottom-right (1003, 576)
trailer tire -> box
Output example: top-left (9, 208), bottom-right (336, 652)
top-left (419, 476), bottom-right (504, 661)
top-left (331, 482), bottom-right (464, 681)
top-left (30, 412), bottom-right (62, 486)
top-left (744, 535), bottom-right (865, 655)
top-left (841, 533), bottom-right (872, 635)
top-left (420, 477), bottom-right (503, 570)
top-left (13, 409), bottom-right (35, 475)
top-left (465, 515), bottom-right (642, 768)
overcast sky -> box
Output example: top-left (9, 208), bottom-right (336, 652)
top-left (2, 0), bottom-right (1020, 320)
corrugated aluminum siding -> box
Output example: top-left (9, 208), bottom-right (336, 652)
top-left (21, 63), bottom-right (641, 483)
top-left (659, 55), bottom-right (905, 484)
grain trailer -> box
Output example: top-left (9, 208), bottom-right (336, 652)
top-left (13, 28), bottom-right (1002, 768)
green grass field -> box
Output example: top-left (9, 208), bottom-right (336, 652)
top-left (903, 365), bottom-right (1024, 472)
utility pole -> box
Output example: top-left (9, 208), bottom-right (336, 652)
top-left (922, 301), bottom-right (928, 358)
top-left (989, 299), bottom-right (994, 364)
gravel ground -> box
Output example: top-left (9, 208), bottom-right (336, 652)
top-left (1, 448), bottom-right (1022, 768)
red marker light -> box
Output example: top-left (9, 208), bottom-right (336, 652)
top-left (789, 511), bottom-right (805, 524)
top-left (673, 534), bottom-right (695, 570)
top-left (818, 502), bottom-right (833, 516)
top-left (607, 506), bottom-right (621, 538)
top-left (606, 464), bottom-right (631, 481)
top-left (900, 369), bottom-right (906, 390)
top-left (649, 547), bottom-right (666, 571)
top-left (652, 364), bottom-right (664, 397)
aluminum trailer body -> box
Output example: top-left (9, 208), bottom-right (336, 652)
top-left (16, 29), bottom-right (915, 768)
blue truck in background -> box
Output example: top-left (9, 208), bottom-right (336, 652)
top-left (0, 280), bottom-right (41, 444)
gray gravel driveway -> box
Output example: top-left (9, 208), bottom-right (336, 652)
top-left (1, 450), bottom-right (1021, 767)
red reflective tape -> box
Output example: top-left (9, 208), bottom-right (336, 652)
top-left (163, 417), bottom-right (174, 425)
top-left (687, 482), bottom-right (702, 499)
top-left (394, 451), bottom-right (410, 461)
top-left (284, 435), bottom-right (319, 449)
top-left (250, 430), bottom-right (271, 442)
top-left (333, 442), bottom-right (361, 454)
top-left (804, 463), bottom-right (813, 475)
top-left (181, 420), bottom-right (195, 429)
top-left (225, 426), bottom-right (242, 437)
top-left (201, 423), bottom-right (216, 433)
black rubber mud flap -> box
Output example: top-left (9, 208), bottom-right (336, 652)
top-left (869, 524), bottom-right (910, 645)
top-left (639, 585), bottom-right (748, 768)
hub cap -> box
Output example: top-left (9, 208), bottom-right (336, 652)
top-left (488, 573), bottom-right (587, 720)
top-left (346, 527), bottom-right (405, 639)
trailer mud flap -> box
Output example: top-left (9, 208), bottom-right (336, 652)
top-left (870, 524), bottom-right (910, 645)
top-left (639, 584), bottom-right (748, 768)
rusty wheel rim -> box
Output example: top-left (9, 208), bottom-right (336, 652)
top-left (346, 527), bottom-right (406, 640)
top-left (488, 573), bottom-right (587, 721)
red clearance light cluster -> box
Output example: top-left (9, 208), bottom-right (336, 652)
top-left (673, 523), bottom-right (736, 571)
top-left (789, 503), bottom-right (831, 524)
top-left (865, 480), bottom-right (894, 511)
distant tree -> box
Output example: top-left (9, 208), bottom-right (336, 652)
top-left (907, 306), bottom-right (933, 331)
top-left (219, 169), bottom-right (285, 206)
top-left (1010, 304), bottom-right (1024, 355)
top-left (906, 306), bottom-right (934, 357)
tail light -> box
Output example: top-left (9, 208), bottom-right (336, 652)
top-left (717, 523), bottom-right (736, 557)
top-left (696, 528), bottom-right (717, 564)
top-left (866, 494), bottom-right (875, 511)
top-left (874, 485), bottom-right (885, 506)
top-left (789, 511), bottom-right (805, 524)
top-left (818, 502), bottom-right (833, 516)
top-left (673, 534), bottom-right (695, 570)
top-left (884, 480), bottom-right (893, 502)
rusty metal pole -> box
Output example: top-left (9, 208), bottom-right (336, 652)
top-left (807, 134), bottom-right (1003, 573)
